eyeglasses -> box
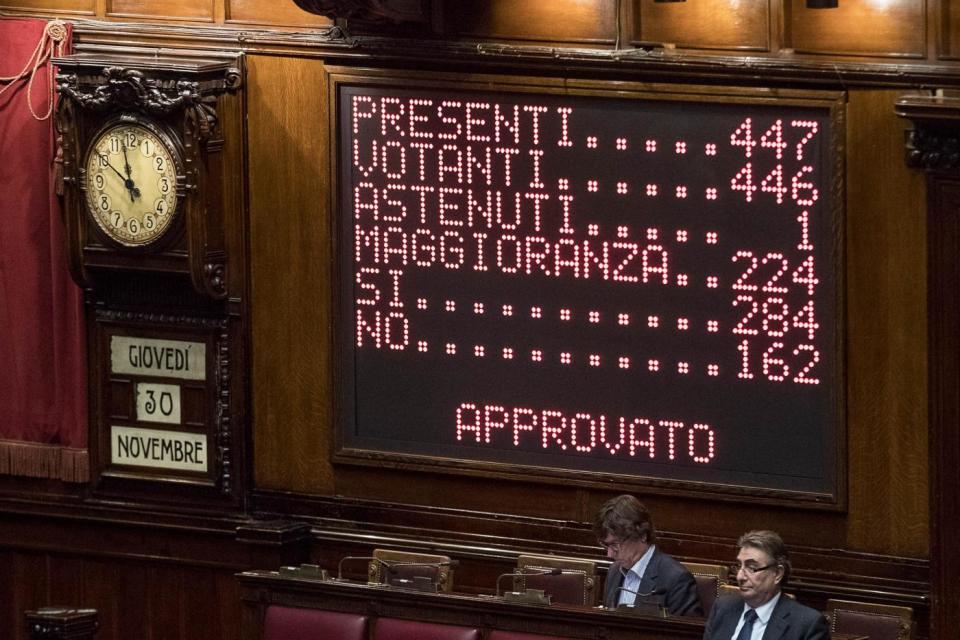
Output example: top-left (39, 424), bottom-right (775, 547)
top-left (731, 562), bottom-right (778, 576)
top-left (599, 538), bottom-right (623, 553)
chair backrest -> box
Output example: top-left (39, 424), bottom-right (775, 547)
top-left (370, 548), bottom-right (454, 592)
top-left (827, 599), bottom-right (913, 640)
top-left (262, 605), bottom-right (367, 640)
top-left (373, 618), bottom-right (480, 640)
top-left (514, 554), bottom-right (597, 606)
top-left (680, 562), bottom-right (729, 616)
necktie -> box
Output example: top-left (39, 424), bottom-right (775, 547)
top-left (735, 609), bottom-right (758, 640)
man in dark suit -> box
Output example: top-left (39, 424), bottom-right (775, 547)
top-left (595, 495), bottom-right (702, 616)
top-left (703, 530), bottom-right (828, 640)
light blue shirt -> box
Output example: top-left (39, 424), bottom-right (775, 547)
top-left (617, 544), bottom-right (656, 606)
top-left (731, 592), bottom-right (782, 640)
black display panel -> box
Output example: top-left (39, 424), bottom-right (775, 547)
top-left (336, 75), bottom-right (844, 505)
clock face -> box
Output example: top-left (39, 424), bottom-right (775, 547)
top-left (83, 122), bottom-right (180, 247)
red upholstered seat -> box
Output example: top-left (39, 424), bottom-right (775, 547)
top-left (263, 605), bottom-right (368, 640)
top-left (489, 631), bottom-right (571, 640)
top-left (373, 618), bottom-right (480, 640)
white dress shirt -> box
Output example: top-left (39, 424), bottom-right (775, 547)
top-left (730, 592), bottom-right (782, 640)
top-left (617, 544), bottom-right (656, 606)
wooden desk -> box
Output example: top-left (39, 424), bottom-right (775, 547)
top-left (238, 569), bottom-right (704, 640)
top-left (237, 570), bottom-right (869, 640)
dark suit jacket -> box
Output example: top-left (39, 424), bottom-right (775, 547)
top-left (702, 593), bottom-right (829, 640)
top-left (603, 547), bottom-right (703, 617)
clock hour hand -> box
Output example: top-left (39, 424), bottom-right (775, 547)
top-left (126, 182), bottom-right (142, 202)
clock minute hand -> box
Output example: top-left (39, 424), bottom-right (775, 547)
top-left (99, 150), bottom-right (139, 202)
top-left (119, 146), bottom-right (142, 201)
top-left (97, 153), bottom-right (127, 183)
top-left (121, 144), bottom-right (133, 178)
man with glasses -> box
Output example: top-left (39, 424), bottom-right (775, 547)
top-left (703, 530), bottom-right (828, 640)
top-left (594, 494), bottom-right (702, 616)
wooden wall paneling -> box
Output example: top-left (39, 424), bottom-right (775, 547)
top-left (248, 53), bottom-right (334, 494)
top-left (333, 467), bottom-right (595, 525)
top-left (0, 0), bottom-right (94, 14)
top-left (212, 569), bottom-right (245, 639)
top-left (844, 89), bottom-right (929, 556)
top-left (941, 0), bottom-right (960, 58)
top-left (13, 553), bottom-right (49, 639)
top-left (0, 505), bottom-right (312, 638)
top-left (630, 0), bottom-right (771, 51)
top-left (145, 563), bottom-right (182, 640)
top-left (180, 567), bottom-right (215, 640)
top-left (116, 560), bottom-right (149, 637)
top-left (927, 178), bottom-right (960, 640)
top-left (0, 551), bottom-right (13, 635)
top-left (226, 0), bottom-right (331, 28)
top-left (445, 0), bottom-right (617, 45)
top-left (106, 0), bottom-right (214, 22)
top-left (786, 0), bottom-right (926, 58)
top-left (186, 569), bottom-right (231, 640)
top-left (0, 0), bottom-right (329, 26)
top-left (76, 558), bottom-right (120, 640)
top-left (45, 556), bottom-right (85, 616)
top-left (930, 0), bottom-right (942, 59)
top-left (82, 559), bottom-right (242, 640)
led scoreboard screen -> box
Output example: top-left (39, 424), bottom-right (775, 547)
top-left (337, 77), bottom-right (843, 503)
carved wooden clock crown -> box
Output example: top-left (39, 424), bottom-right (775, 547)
top-left (54, 53), bottom-right (241, 300)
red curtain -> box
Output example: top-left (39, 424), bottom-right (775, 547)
top-left (0, 17), bottom-right (87, 481)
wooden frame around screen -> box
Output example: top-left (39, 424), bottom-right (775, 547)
top-left (327, 67), bottom-right (847, 510)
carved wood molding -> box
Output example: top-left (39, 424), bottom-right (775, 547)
top-left (896, 93), bottom-right (960, 640)
top-left (896, 96), bottom-right (960, 173)
top-left (93, 307), bottom-right (235, 496)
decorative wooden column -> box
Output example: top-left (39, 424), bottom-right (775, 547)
top-left (896, 95), bottom-right (960, 640)
top-left (25, 608), bottom-right (98, 640)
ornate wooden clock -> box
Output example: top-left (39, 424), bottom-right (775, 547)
top-left (53, 53), bottom-right (246, 508)
top-left (54, 53), bottom-right (241, 299)
top-left (83, 118), bottom-right (182, 247)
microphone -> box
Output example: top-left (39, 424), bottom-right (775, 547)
top-left (495, 567), bottom-right (562, 597)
